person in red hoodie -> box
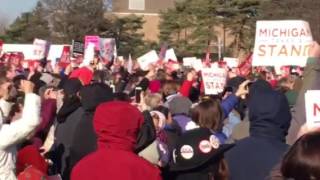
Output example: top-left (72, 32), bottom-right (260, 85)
top-left (71, 101), bottom-right (162, 180)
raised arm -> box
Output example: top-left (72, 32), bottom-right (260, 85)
top-left (0, 81), bottom-right (41, 150)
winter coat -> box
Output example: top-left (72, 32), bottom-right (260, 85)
top-left (225, 80), bottom-right (291, 180)
top-left (287, 57), bottom-right (320, 144)
top-left (0, 94), bottom-right (40, 180)
top-left (69, 83), bottom-right (114, 170)
top-left (54, 106), bottom-right (83, 179)
top-left (71, 101), bottom-right (161, 180)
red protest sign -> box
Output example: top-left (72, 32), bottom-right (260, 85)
top-left (60, 46), bottom-right (71, 63)
top-left (238, 53), bottom-right (252, 77)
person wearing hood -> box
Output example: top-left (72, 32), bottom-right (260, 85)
top-left (69, 83), bottom-right (114, 171)
top-left (225, 80), bottom-right (292, 180)
top-left (0, 79), bottom-right (40, 180)
top-left (71, 101), bottom-right (161, 180)
top-left (52, 78), bottom-right (83, 179)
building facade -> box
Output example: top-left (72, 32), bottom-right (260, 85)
top-left (111, 0), bottom-right (178, 41)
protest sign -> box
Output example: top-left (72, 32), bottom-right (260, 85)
top-left (33, 38), bottom-right (49, 60)
top-left (72, 40), bottom-right (84, 56)
top-left (183, 57), bottom-right (197, 67)
top-left (100, 38), bottom-right (117, 62)
top-left (305, 90), bottom-right (320, 128)
top-left (193, 59), bottom-right (203, 72)
top-left (137, 50), bottom-right (159, 71)
top-left (253, 20), bottom-right (313, 67)
top-left (127, 54), bottom-right (133, 74)
top-left (164, 48), bottom-right (177, 62)
top-left (223, 57), bottom-right (239, 68)
top-left (201, 67), bottom-right (227, 95)
top-left (84, 35), bottom-right (100, 50)
top-left (81, 43), bottom-right (95, 67)
top-left (165, 60), bottom-right (180, 73)
top-left (60, 46), bottom-right (71, 64)
top-left (238, 54), bottom-right (252, 77)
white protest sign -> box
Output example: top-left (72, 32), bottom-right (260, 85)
top-left (274, 66), bottom-right (282, 75)
top-left (33, 38), bottom-right (48, 60)
top-left (137, 50), bottom-right (159, 71)
top-left (81, 43), bottom-right (95, 67)
top-left (223, 57), bottom-right (239, 68)
top-left (193, 59), bottom-right (203, 72)
top-left (183, 57), bottom-right (197, 67)
top-left (201, 67), bottom-right (227, 95)
top-left (305, 90), bottom-right (320, 129)
top-left (164, 48), bottom-right (177, 62)
top-left (253, 20), bottom-right (313, 67)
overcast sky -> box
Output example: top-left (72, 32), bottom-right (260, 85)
top-left (0, 0), bottom-right (38, 23)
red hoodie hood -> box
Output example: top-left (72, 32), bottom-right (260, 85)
top-left (93, 101), bottom-right (144, 151)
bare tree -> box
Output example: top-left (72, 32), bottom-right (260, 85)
top-left (41, 0), bottom-right (108, 43)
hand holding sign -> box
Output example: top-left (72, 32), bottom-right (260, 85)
top-left (235, 80), bottom-right (250, 99)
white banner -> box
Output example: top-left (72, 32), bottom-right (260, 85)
top-left (81, 43), bottom-right (95, 67)
top-left (164, 48), bottom-right (177, 62)
top-left (137, 50), bottom-right (159, 71)
top-left (183, 57), bottom-right (197, 67)
top-left (305, 90), bottom-right (320, 129)
top-left (223, 57), bottom-right (239, 68)
top-left (252, 20), bottom-right (313, 67)
top-left (201, 67), bottom-right (227, 95)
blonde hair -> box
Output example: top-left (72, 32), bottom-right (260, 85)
top-left (144, 93), bottom-right (163, 110)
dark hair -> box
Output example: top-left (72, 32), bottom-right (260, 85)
top-left (113, 92), bottom-right (131, 102)
top-left (162, 80), bottom-right (179, 96)
top-left (13, 75), bottom-right (26, 89)
top-left (153, 105), bottom-right (169, 119)
top-left (281, 131), bottom-right (320, 180)
top-left (191, 99), bottom-right (223, 131)
top-left (93, 70), bottom-right (110, 84)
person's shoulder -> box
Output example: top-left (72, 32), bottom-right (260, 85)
top-left (122, 151), bottom-right (160, 171)
top-left (71, 152), bottom-right (98, 176)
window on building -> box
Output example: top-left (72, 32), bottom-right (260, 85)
top-left (129, 0), bottom-right (145, 10)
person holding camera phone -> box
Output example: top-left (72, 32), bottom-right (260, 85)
top-left (0, 78), bottom-right (40, 180)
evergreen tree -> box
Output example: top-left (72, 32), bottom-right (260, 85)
top-left (222, 0), bottom-right (260, 56)
top-left (159, 0), bottom-right (221, 56)
top-left (99, 15), bottom-right (145, 57)
top-left (159, 0), bottom-right (259, 57)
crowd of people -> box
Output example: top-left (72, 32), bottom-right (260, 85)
top-left (0, 40), bottom-right (320, 180)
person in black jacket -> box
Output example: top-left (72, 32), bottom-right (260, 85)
top-left (68, 83), bottom-right (114, 172)
top-left (52, 78), bottom-right (83, 179)
top-left (225, 80), bottom-right (292, 180)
